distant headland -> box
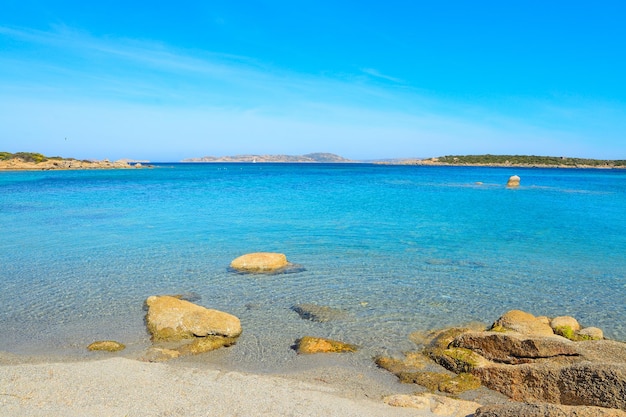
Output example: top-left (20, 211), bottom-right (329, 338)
top-left (383, 154), bottom-right (626, 169)
top-left (0, 152), bottom-right (145, 171)
top-left (181, 152), bottom-right (352, 163)
top-left (183, 153), bottom-right (626, 168)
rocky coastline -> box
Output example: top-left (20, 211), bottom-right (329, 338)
top-left (0, 158), bottom-right (142, 171)
top-left (0, 152), bottom-right (145, 171)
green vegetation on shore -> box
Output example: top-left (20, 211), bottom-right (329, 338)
top-left (0, 151), bottom-right (69, 163)
top-left (436, 154), bottom-right (626, 167)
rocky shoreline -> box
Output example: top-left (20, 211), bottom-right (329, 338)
top-left (0, 157), bottom-right (143, 171)
top-left (377, 159), bottom-right (626, 169)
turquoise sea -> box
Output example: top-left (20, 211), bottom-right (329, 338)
top-left (1, 163), bottom-right (625, 369)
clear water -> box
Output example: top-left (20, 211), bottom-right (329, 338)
top-left (1, 163), bottom-right (625, 369)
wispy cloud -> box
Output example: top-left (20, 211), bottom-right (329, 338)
top-left (361, 68), bottom-right (404, 83)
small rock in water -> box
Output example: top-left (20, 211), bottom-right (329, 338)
top-left (230, 252), bottom-right (290, 273)
top-left (295, 336), bottom-right (357, 354)
top-left (87, 340), bottom-right (126, 352)
top-left (506, 175), bottom-right (521, 187)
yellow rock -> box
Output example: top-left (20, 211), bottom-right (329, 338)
top-left (145, 295), bottom-right (242, 341)
top-left (230, 252), bottom-right (289, 273)
top-left (506, 175), bottom-right (520, 187)
top-left (295, 336), bottom-right (357, 354)
top-left (176, 336), bottom-right (238, 355)
top-left (491, 309), bottom-right (554, 336)
top-left (87, 340), bottom-right (126, 352)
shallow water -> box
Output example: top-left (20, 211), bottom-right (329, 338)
top-left (1, 163), bottom-right (625, 370)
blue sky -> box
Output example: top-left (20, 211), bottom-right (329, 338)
top-left (1, 1), bottom-right (625, 161)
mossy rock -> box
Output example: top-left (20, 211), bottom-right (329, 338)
top-left (87, 340), bottom-right (126, 352)
top-left (555, 325), bottom-right (602, 341)
top-left (176, 336), bottom-right (238, 355)
top-left (490, 324), bottom-right (508, 333)
top-left (295, 336), bottom-right (357, 354)
top-left (426, 327), bottom-right (472, 349)
top-left (375, 352), bottom-right (429, 374)
top-left (424, 345), bottom-right (486, 374)
top-left (438, 373), bottom-right (481, 394)
top-left (554, 325), bottom-right (576, 340)
top-left (397, 371), bottom-right (451, 391)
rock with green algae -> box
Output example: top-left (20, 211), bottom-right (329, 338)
top-left (295, 336), bottom-right (357, 354)
top-left (87, 340), bottom-right (126, 352)
top-left (375, 351), bottom-right (429, 374)
top-left (176, 336), bottom-right (238, 355)
top-left (438, 372), bottom-right (482, 394)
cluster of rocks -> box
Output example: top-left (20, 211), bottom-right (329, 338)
top-left (85, 254), bottom-right (625, 415)
top-left (377, 309), bottom-right (626, 415)
top-left (88, 253), bottom-right (358, 359)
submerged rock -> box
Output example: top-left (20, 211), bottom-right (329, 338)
top-left (87, 340), bottom-right (126, 352)
top-left (145, 295), bottom-right (242, 341)
top-left (143, 347), bottom-right (181, 362)
top-left (230, 252), bottom-right (290, 273)
top-left (175, 336), bottom-right (238, 355)
top-left (295, 336), bottom-right (357, 354)
top-left (291, 303), bottom-right (348, 322)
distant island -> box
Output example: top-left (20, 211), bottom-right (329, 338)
top-left (382, 154), bottom-right (626, 169)
top-left (0, 152), bottom-right (143, 170)
top-left (3, 151), bottom-right (625, 170)
top-left (181, 153), bottom-right (353, 163)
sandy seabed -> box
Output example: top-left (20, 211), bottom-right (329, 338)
top-left (0, 356), bottom-right (461, 417)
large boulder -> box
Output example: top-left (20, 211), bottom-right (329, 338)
top-left (230, 252), bottom-right (290, 273)
top-left (400, 311), bottom-right (626, 412)
top-left (491, 310), bottom-right (555, 336)
top-left (145, 295), bottom-right (242, 341)
top-left (433, 353), bottom-right (626, 411)
top-left (451, 331), bottom-right (579, 364)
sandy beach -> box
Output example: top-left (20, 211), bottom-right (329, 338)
top-left (0, 356), bottom-right (473, 417)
